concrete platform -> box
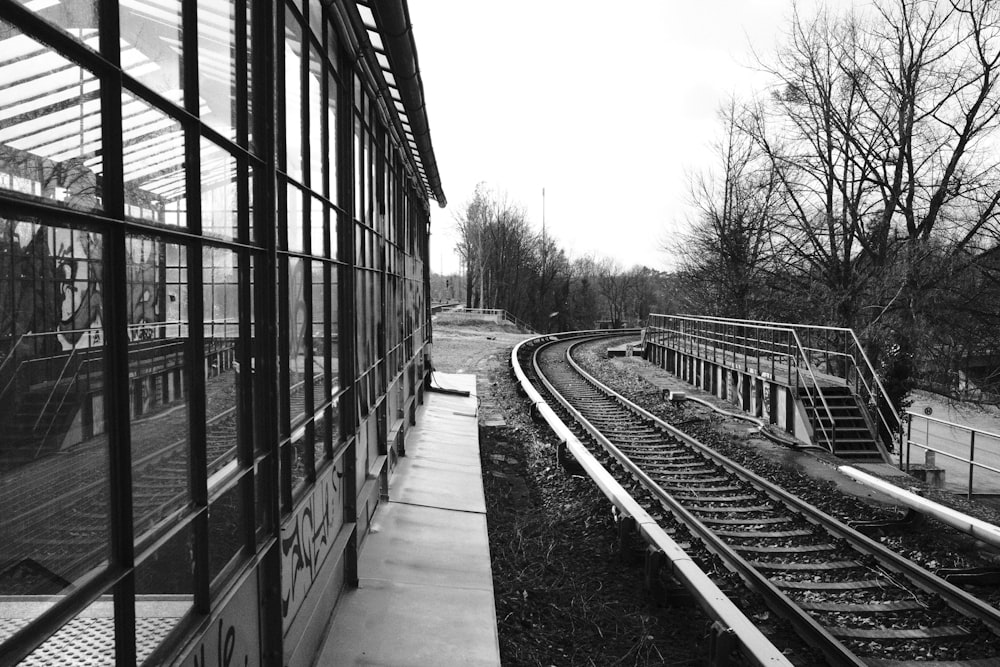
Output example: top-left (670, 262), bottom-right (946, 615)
top-left (314, 373), bottom-right (501, 667)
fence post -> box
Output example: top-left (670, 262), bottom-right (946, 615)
top-left (969, 430), bottom-right (976, 501)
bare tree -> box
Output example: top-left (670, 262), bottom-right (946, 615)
top-left (672, 100), bottom-right (782, 319)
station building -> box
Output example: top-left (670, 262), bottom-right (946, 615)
top-left (0, 1), bottom-right (445, 664)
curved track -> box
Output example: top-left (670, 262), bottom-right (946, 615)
top-left (519, 333), bottom-right (1000, 666)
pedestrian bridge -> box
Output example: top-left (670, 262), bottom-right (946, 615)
top-left (643, 315), bottom-right (900, 463)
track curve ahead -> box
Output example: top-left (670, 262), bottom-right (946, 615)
top-left (517, 332), bottom-right (1000, 667)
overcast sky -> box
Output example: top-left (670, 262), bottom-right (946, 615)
top-left (407, 0), bottom-right (810, 275)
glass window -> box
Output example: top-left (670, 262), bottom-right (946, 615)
top-left (198, 0), bottom-right (237, 140)
top-left (326, 73), bottom-right (338, 205)
top-left (287, 258), bottom-right (308, 429)
top-left (0, 22), bottom-right (103, 212)
top-left (14, 2), bottom-right (98, 47)
top-left (208, 479), bottom-right (246, 586)
top-left (286, 182), bottom-right (304, 253)
top-left (244, 0), bottom-right (256, 152)
top-left (0, 218), bottom-right (108, 633)
top-left (127, 234), bottom-right (190, 539)
top-left (353, 117), bottom-right (361, 219)
top-left (310, 195), bottom-right (325, 258)
top-left (135, 520), bottom-right (196, 660)
top-left (122, 92), bottom-right (186, 226)
top-left (311, 261), bottom-right (327, 414)
top-left (329, 263), bottom-right (340, 392)
top-left (203, 246), bottom-right (242, 477)
top-left (283, 9), bottom-right (303, 182)
top-left (307, 41), bottom-right (323, 192)
top-left (201, 138), bottom-right (238, 241)
top-left (120, 0), bottom-right (183, 104)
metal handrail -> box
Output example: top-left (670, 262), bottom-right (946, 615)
top-left (902, 411), bottom-right (1000, 500)
top-left (688, 314), bottom-right (901, 446)
top-left (647, 314), bottom-right (840, 453)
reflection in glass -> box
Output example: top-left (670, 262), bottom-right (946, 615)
top-left (135, 521), bottom-right (195, 663)
top-left (0, 21), bottom-right (103, 211)
top-left (15, 2), bottom-right (98, 47)
top-left (203, 246), bottom-right (241, 476)
top-left (308, 41), bottom-right (323, 191)
top-left (122, 92), bottom-right (186, 226)
top-left (286, 182), bottom-right (304, 253)
top-left (326, 73), bottom-right (338, 205)
top-left (128, 234), bottom-right (190, 538)
top-left (208, 480), bottom-right (245, 585)
top-left (289, 431), bottom-right (308, 491)
top-left (201, 139), bottom-right (238, 240)
top-left (0, 218), bottom-right (108, 632)
top-left (120, 0), bottom-right (183, 103)
top-left (310, 195), bottom-right (325, 258)
top-left (311, 262), bottom-right (327, 414)
top-left (198, 0), bottom-right (237, 139)
top-left (288, 258), bottom-right (308, 428)
top-left (284, 9), bottom-right (303, 182)
top-left (329, 263), bottom-right (341, 391)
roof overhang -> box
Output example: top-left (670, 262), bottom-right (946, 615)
top-left (335, 0), bottom-right (446, 208)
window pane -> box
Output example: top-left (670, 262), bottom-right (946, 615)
top-left (286, 182), bottom-right (303, 253)
top-left (120, 0), bottom-right (183, 103)
top-left (308, 41), bottom-right (323, 192)
top-left (0, 219), bottom-right (108, 632)
top-left (14, 2), bottom-right (98, 47)
top-left (0, 21), bottom-right (103, 212)
top-left (127, 234), bottom-right (190, 539)
top-left (208, 480), bottom-right (246, 586)
top-left (311, 261), bottom-right (326, 414)
top-left (284, 9), bottom-right (303, 182)
top-left (201, 138), bottom-right (238, 241)
top-left (288, 258), bottom-right (308, 428)
top-left (122, 92), bottom-right (186, 226)
top-left (330, 263), bottom-right (340, 392)
top-left (135, 521), bottom-right (195, 662)
top-left (199, 0), bottom-right (237, 140)
top-left (203, 246), bottom-right (241, 476)
top-left (326, 73), bottom-right (338, 205)
top-left (310, 195), bottom-right (325, 258)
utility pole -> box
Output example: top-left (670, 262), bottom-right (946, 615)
top-left (541, 187), bottom-right (546, 276)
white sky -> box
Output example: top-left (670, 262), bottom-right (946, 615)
top-left (407, 0), bottom-right (808, 275)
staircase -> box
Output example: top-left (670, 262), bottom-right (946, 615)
top-left (801, 385), bottom-right (889, 463)
top-left (0, 377), bottom-right (82, 468)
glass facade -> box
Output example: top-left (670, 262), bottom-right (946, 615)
top-left (0, 1), bottom-right (437, 665)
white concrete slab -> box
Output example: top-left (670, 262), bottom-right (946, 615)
top-left (313, 372), bottom-right (500, 667)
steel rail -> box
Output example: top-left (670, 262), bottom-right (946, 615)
top-left (561, 339), bottom-right (1000, 638)
top-left (512, 332), bottom-right (794, 667)
top-left (540, 339), bottom-right (864, 666)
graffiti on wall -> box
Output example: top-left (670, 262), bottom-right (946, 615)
top-left (181, 573), bottom-right (260, 667)
top-left (280, 461), bottom-right (345, 623)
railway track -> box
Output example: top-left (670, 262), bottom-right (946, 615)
top-left (519, 333), bottom-right (1000, 666)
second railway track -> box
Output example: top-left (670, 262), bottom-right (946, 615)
top-left (518, 332), bottom-right (1000, 666)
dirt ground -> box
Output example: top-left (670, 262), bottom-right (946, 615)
top-left (431, 321), bottom-right (719, 666)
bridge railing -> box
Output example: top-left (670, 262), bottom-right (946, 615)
top-left (646, 314), bottom-right (901, 451)
top-left (689, 315), bottom-right (901, 451)
top-left (645, 314), bottom-right (839, 451)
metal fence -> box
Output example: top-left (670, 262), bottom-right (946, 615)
top-left (902, 411), bottom-right (1000, 498)
top-left (645, 314), bottom-right (902, 453)
top-left (435, 307), bottom-right (536, 332)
